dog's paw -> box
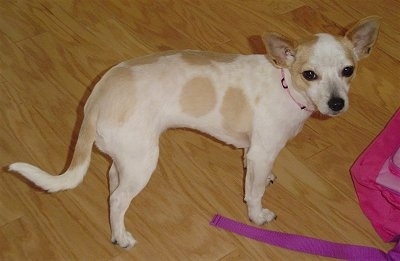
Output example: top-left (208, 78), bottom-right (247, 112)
top-left (250, 209), bottom-right (277, 225)
top-left (111, 231), bottom-right (136, 249)
top-left (266, 174), bottom-right (276, 185)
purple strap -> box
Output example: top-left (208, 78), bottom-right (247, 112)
top-left (211, 214), bottom-right (400, 260)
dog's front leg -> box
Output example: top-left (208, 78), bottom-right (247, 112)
top-left (244, 146), bottom-right (279, 225)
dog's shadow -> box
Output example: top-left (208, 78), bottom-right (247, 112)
top-left (248, 35), bottom-right (267, 55)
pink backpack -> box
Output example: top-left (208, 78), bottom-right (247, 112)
top-left (351, 108), bottom-right (400, 242)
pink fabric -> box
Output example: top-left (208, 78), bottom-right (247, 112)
top-left (376, 146), bottom-right (400, 194)
top-left (351, 108), bottom-right (400, 242)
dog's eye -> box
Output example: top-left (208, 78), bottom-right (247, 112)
top-left (302, 70), bottom-right (318, 81)
top-left (342, 66), bottom-right (354, 77)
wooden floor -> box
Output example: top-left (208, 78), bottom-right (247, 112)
top-left (1, 1), bottom-right (399, 260)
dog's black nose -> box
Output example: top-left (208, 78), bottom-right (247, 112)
top-left (328, 97), bottom-right (345, 112)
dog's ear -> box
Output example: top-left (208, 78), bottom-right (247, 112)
top-left (263, 32), bottom-right (296, 68)
top-left (345, 16), bottom-right (382, 60)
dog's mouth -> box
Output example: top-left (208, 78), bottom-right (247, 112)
top-left (311, 108), bottom-right (345, 120)
top-left (326, 110), bottom-right (345, 117)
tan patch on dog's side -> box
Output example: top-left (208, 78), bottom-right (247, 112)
top-left (181, 51), bottom-right (239, 66)
top-left (95, 67), bottom-right (137, 124)
top-left (220, 87), bottom-right (253, 134)
top-left (180, 77), bottom-right (217, 117)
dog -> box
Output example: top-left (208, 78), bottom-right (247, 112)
top-left (9, 16), bottom-right (381, 248)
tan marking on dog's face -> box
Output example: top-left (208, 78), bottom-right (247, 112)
top-left (220, 87), bottom-right (253, 134)
top-left (289, 35), bottom-right (319, 91)
top-left (337, 36), bottom-right (355, 60)
top-left (180, 77), bottom-right (217, 117)
top-left (337, 36), bottom-right (357, 80)
top-left (290, 34), bottom-right (357, 116)
top-left (290, 35), bottom-right (357, 91)
top-left (181, 51), bottom-right (238, 66)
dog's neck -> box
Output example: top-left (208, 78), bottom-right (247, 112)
top-left (280, 68), bottom-right (314, 113)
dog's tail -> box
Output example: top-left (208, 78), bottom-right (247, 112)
top-left (9, 115), bottom-right (97, 193)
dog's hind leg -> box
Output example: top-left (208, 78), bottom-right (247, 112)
top-left (109, 139), bottom-right (160, 249)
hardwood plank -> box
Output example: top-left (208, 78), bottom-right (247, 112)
top-left (0, 1), bottom-right (399, 260)
top-left (0, 1), bottom-right (45, 42)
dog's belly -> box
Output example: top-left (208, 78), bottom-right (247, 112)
top-left (214, 132), bottom-right (250, 148)
top-left (167, 117), bottom-right (251, 149)
top-left (94, 122), bottom-right (250, 160)
top-left (197, 127), bottom-right (251, 148)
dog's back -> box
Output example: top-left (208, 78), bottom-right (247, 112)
top-left (90, 50), bottom-right (287, 150)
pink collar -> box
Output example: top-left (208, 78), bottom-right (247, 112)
top-left (280, 69), bottom-right (314, 113)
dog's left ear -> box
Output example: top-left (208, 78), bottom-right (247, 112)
top-left (263, 32), bottom-right (296, 68)
top-left (345, 16), bottom-right (382, 61)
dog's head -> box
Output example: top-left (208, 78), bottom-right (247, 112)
top-left (263, 16), bottom-right (381, 116)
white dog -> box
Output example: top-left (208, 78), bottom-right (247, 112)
top-left (9, 16), bottom-right (381, 248)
